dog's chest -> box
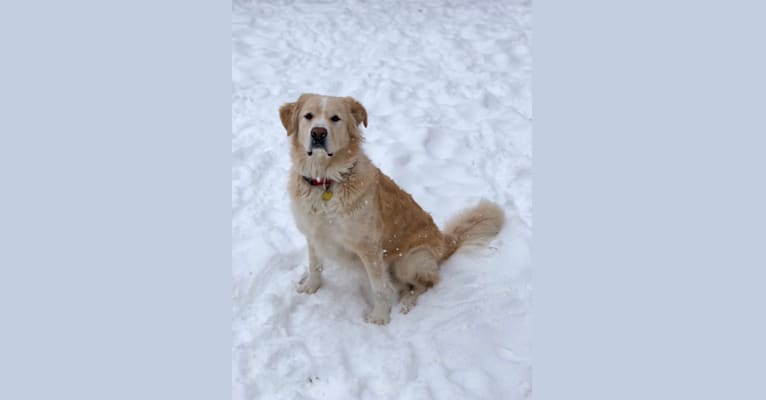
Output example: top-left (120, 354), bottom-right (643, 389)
top-left (291, 189), bottom-right (369, 265)
top-left (292, 189), bottom-right (357, 239)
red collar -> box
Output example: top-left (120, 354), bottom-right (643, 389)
top-left (303, 176), bottom-right (334, 186)
top-left (300, 160), bottom-right (357, 187)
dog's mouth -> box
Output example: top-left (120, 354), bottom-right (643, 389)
top-left (307, 145), bottom-right (333, 157)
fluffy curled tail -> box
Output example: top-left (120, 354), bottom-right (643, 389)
top-left (440, 199), bottom-right (505, 263)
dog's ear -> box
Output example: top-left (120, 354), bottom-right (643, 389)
top-left (279, 101), bottom-right (298, 136)
top-left (345, 97), bottom-right (368, 128)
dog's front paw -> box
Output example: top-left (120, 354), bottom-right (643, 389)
top-left (296, 274), bottom-right (321, 294)
top-left (364, 310), bottom-right (391, 325)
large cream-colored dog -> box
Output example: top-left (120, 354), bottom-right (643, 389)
top-left (280, 93), bottom-right (505, 325)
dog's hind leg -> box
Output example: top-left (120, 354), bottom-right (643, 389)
top-left (297, 241), bottom-right (323, 294)
top-left (399, 284), bottom-right (428, 314)
top-left (393, 248), bottom-right (439, 314)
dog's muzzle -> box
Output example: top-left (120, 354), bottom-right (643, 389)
top-left (307, 127), bottom-right (333, 156)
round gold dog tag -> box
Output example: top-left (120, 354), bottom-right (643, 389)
top-left (322, 191), bottom-right (333, 201)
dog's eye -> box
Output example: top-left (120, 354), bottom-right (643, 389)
top-left (331, 115), bottom-right (341, 122)
top-left (304, 113), bottom-right (313, 120)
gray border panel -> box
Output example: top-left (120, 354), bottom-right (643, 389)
top-left (535, 0), bottom-right (766, 399)
top-left (0, 1), bottom-right (230, 399)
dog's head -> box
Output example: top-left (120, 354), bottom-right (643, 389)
top-left (279, 93), bottom-right (367, 160)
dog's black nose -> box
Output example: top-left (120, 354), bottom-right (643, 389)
top-left (311, 127), bottom-right (328, 140)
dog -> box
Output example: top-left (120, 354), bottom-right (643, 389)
top-left (279, 93), bottom-right (505, 325)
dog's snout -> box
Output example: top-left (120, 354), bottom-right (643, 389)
top-left (308, 126), bottom-right (330, 155)
top-left (311, 127), bottom-right (328, 139)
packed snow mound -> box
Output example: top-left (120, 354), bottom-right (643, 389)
top-left (232, 0), bottom-right (531, 398)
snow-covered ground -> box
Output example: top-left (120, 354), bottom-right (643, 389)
top-left (232, 0), bottom-right (531, 398)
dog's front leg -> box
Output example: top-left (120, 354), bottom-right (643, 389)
top-left (359, 253), bottom-right (395, 325)
top-left (297, 241), bottom-right (322, 294)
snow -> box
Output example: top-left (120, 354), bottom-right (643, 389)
top-left (232, 0), bottom-right (531, 399)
